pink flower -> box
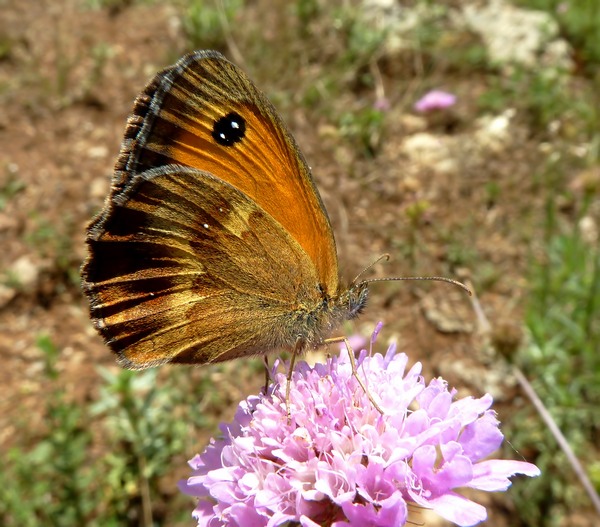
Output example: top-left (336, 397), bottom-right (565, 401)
top-left (414, 90), bottom-right (457, 112)
top-left (180, 328), bottom-right (539, 526)
top-left (373, 98), bottom-right (391, 112)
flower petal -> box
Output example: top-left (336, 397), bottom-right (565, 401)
top-left (180, 326), bottom-right (539, 527)
top-left (469, 459), bottom-right (541, 491)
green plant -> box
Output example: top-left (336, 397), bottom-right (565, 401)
top-left (25, 213), bottom-right (79, 291)
top-left (517, 0), bottom-right (600, 71)
top-left (338, 105), bottom-right (386, 157)
top-left (0, 337), bottom-right (97, 527)
top-left (477, 65), bottom-right (571, 131)
top-left (0, 334), bottom-right (225, 526)
top-left (399, 199), bottom-right (431, 269)
top-left (0, 166), bottom-right (26, 211)
top-left (80, 43), bottom-right (113, 99)
top-left (329, 4), bottom-right (390, 70)
top-left (91, 368), bottom-right (192, 525)
top-left (182, 0), bottom-right (243, 51)
top-left (294, 0), bottom-right (321, 38)
top-left (508, 203), bottom-right (600, 525)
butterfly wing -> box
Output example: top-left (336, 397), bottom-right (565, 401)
top-left (83, 165), bottom-right (328, 368)
top-left (108, 50), bottom-right (339, 295)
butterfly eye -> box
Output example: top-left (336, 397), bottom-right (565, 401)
top-left (212, 112), bottom-right (246, 146)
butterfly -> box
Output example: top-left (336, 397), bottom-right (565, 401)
top-left (81, 50), bottom-right (371, 374)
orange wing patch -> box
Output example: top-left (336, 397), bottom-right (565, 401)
top-left (115, 52), bottom-right (339, 295)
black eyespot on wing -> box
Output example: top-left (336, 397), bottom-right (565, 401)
top-left (212, 112), bottom-right (246, 146)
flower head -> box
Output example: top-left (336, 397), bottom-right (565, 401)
top-left (373, 98), bottom-right (391, 112)
top-left (180, 330), bottom-right (539, 526)
top-left (414, 90), bottom-right (457, 112)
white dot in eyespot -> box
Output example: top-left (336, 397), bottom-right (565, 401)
top-left (232, 121), bottom-right (240, 129)
top-left (203, 223), bottom-right (209, 229)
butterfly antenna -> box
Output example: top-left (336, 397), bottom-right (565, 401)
top-left (364, 275), bottom-right (472, 296)
top-left (351, 254), bottom-right (390, 286)
top-left (351, 254), bottom-right (472, 296)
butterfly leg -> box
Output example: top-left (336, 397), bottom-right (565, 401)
top-left (325, 336), bottom-right (384, 416)
top-left (262, 356), bottom-right (270, 395)
top-left (285, 339), bottom-right (303, 423)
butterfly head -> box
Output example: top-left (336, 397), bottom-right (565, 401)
top-left (342, 281), bottom-right (369, 320)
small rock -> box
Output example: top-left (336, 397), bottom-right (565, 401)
top-left (420, 292), bottom-right (475, 334)
top-left (474, 109), bottom-right (516, 153)
top-left (88, 145), bottom-right (109, 159)
top-left (9, 255), bottom-right (40, 291)
top-left (401, 133), bottom-right (458, 174)
top-left (579, 216), bottom-right (598, 245)
top-left (90, 176), bottom-right (110, 201)
top-left (462, 0), bottom-right (569, 67)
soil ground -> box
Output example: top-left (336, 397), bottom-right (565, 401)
top-left (0, 1), bottom-right (597, 526)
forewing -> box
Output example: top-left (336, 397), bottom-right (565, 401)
top-left (108, 50), bottom-right (339, 294)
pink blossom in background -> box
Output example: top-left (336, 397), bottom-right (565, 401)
top-left (373, 97), bottom-right (391, 111)
top-left (180, 328), bottom-right (540, 527)
top-left (414, 90), bottom-right (457, 112)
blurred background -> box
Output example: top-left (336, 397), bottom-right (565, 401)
top-left (0, 0), bottom-right (599, 525)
